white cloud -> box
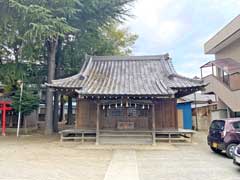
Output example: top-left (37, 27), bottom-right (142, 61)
top-left (155, 20), bottom-right (184, 43)
top-left (126, 0), bottom-right (188, 50)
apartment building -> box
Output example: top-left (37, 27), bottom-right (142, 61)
top-left (201, 15), bottom-right (240, 117)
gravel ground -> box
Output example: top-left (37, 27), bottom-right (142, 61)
top-left (0, 132), bottom-right (239, 180)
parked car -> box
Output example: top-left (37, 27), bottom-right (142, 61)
top-left (233, 144), bottom-right (240, 166)
top-left (207, 118), bottom-right (240, 158)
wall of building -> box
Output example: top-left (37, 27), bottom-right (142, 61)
top-left (192, 104), bottom-right (217, 131)
top-left (229, 73), bottom-right (240, 90)
top-left (177, 102), bottom-right (192, 129)
top-left (75, 99), bottom-right (97, 129)
top-left (75, 98), bottom-right (178, 130)
top-left (215, 38), bottom-right (240, 62)
top-left (155, 98), bottom-right (178, 130)
top-left (217, 97), bottom-right (228, 110)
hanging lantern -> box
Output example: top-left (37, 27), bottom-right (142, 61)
top-left (108, 104), bottom-right (111, 109)
top-left (126, 101), bottom-right (129, 107)
top-left (103, 105), bottom-right (105, 110)
top-left (121, 101), bottom-right (123, 107)
top-left (115, 103), bottom-right (118, 108)
top-left (147, 104), bottom-right (150, 109)
top-left (135, 104), bottom-right (137, 108)
top-left (142, 104), bottom-right (145, 109)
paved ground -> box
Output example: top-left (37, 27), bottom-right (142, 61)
top-left (0, 132), bottom-right (239, 180)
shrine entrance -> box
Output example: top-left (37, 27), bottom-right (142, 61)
top-left (0, 101), bottom-right (13, 136)
top-left (99, 100), bottom-right (152, 131)
top-left (102, 106), bottom-right (151, 130)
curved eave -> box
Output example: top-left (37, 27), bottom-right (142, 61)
top-left (75, 89), bottom-right (175, 98)
top-left (45, 83), bottom-right (83, 89)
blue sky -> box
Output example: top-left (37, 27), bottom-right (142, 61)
top-left (125, 0), bottom-right (240, 77)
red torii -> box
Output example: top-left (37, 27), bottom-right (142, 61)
top-left (0, 101), bottom-right (13, 136)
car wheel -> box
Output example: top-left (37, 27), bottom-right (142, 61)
top-left (226, 143), bottom-right (237, 158)
top-left (210, 146), bottom-right (222, 153)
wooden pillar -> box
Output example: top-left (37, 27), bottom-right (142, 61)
top-left (59, 95), bottom-right (64, 122)
top-left (2, 103), bottom-right (6, 136)
top-left (67, 96), bottom-right (73, 125)
top-left (152, 103), bottom-right (156, 145)
top-left (96, 103), bottom-right (100, 145)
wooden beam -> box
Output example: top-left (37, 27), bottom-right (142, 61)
top-left (96, 103), bottom-right (100, 145)
top-left (152, 104), bottom-right (156, 145)
top-left (99, 99), bottom-right (153, 105)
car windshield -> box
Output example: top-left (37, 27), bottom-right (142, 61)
top-left (232, 121), bottom-right (240, 130)
top-left (210, 120), bottom-right (225, 131)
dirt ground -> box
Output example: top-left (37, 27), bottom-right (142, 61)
top-left (0, 132), bottom-right (239, 180)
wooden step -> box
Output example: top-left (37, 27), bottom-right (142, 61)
top-left (99, 131), bottom-right (153, 145)
top-left (100, 130), bottom-right (151, 133)
top-left (99, 133), bottom-right (152, 138)
top-left (99, 136), bottom-right (153, 145)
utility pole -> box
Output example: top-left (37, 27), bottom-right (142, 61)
top-left (17, 80), bottom-right (23, 137)
top-left (194, 92), bottom-right (198, 131)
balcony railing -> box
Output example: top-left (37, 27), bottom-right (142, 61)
top-left (201, 63), bottom-right (240, 91)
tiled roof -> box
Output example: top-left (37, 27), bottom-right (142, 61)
top-left (47, 54), bottom-right (204, 96)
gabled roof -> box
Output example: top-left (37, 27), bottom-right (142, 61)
top-left (47, 54), bottom-right (204, 97)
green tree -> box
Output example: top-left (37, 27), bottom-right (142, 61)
top-left (0, 0), bottom-right (79, 134)
top-left (0, 63), bottom-right (40, 120)
top-left (12, 86), bottom-right (39, 116)
top-left (0, 63), bottom-right (25, 94)
top-left (62, 23), bottom-right (138, 75)
top-left (0, 0), bottom-right (136, 134)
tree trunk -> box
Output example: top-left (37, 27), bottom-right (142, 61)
top-left (67, 96), bottom-right (73, 125)
top-left (53, 91), bottom-right (59, 132)
top-left (45, 37), bottom-right (58, 135)
top-left (52, 38), bottom-right (62, 132)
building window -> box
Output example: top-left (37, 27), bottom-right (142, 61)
top-left (223, 71), bottom-right (230, 86)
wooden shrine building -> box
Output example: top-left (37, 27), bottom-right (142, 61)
top-left (47, 54), bottom-right (204, 144)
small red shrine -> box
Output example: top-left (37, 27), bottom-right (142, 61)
top-left (0, 101), bottom-right (13, 136)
